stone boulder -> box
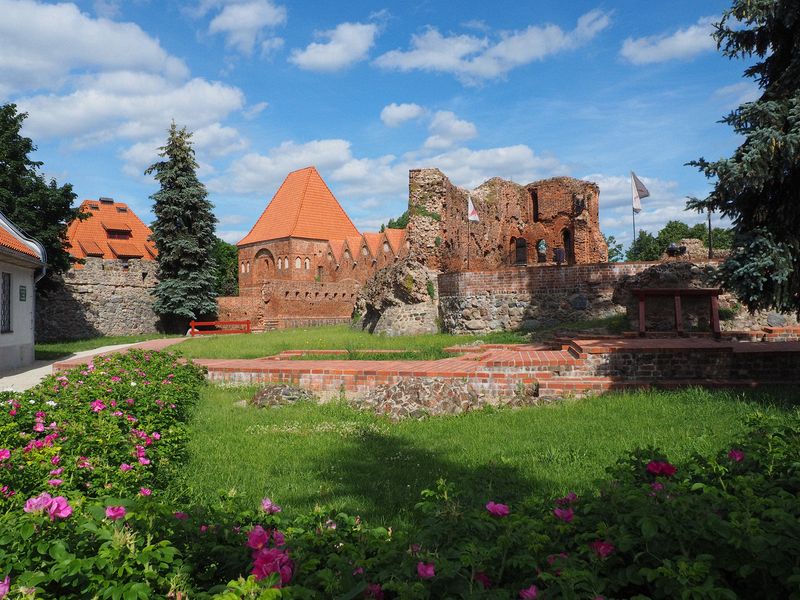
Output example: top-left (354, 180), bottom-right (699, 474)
top-left (352, 377), bottom-right (486, 421)
top-left (353, 257), bottom-right (439, 336)
top-left (250, 384), bottom-right (318, 408)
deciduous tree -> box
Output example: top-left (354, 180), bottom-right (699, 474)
top-left (0, 104), bottom-right (81, 284)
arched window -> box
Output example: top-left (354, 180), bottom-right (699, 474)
top-left (383, 242), bottom-right (390, 253)
top-left (561, 229), bottom-right (574, 265)
top-left (304, 257), bottom-right (310, 270)
top-left (295, 257), bottom-right (301, 269)
top-left (361, 246), bottom-right (368, 256)
top-left (344, 250), bottom-right (351, 262)
top-left (536, 239), bottom-right (547, 263)
top-left (241, 262), bottom-right (245, 273)
top-left (277, 258), bottom-right (282, 270)
top-left (530, 189), bottom-right (539, 223)
top-left (246, 261), bottom-right (250, 273)
top-left (283, 257), bottom-right (289, 270)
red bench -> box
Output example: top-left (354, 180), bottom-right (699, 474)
top-left (189, 320), bottom-right (251, 336)
top-left (630, 288), bottom-right (722, 338)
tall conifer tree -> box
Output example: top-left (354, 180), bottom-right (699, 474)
top-left (689, 0), bottom-right (800, 312)
top-left (146, 123), bottom-right (217, 330)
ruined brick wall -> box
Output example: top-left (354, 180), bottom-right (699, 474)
top-left (406, 169), bottom-right (607, 274)
top-left (36, 258), bottom-right (159, 342)
top-left (438, 262), bottom-right (797, 334)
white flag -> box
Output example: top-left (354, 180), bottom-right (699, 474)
top-left (467, 195), bottom-right (480, 222)
top-left (631, 172), bottom-right (650, 214)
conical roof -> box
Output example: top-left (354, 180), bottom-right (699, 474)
top-left (238, 166), bottom-right (360, 246)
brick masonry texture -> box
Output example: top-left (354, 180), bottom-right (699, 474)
top-left (36, 258), bottom-right (159, 341)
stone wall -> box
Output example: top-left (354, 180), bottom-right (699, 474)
top-left (36, 258), bottom-right (159, 342)
top-left (437, 261), bottom-right (797, 334)
top-left (438, 263), bottom-right (648, 333)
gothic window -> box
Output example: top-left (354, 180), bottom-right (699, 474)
top-left (383, 242), bottom-right (390, 253)
top-left (241, 262), bottom-right (245, 273)
top-left (277, 259), bottom-right (281, 270)
top-left (283, 257), bottom-right (289, 269)
top-left (304, 257), bottom-right (310, 270)
top-left (530, 189), bottom-right (539, 223)
top-left (344, 250), bottom-right (351, 262)
top-left (514, 238), bottom-right (528, 265)
top-left (361, 246), bottom-right (368, 256)
top-left (295, 257), bottom-right (301, 269)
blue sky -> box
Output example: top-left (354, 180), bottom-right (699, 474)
top-left (1, 0), bottom-right (754, 248)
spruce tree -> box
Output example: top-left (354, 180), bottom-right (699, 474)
top-left (688, 0), bottom-right (800, 313)
top-left (0, 103), bottom-right (81, 284)
top-left (146, 123), bottom-right (218, 331)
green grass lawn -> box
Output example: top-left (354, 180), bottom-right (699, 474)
top-left (172, 384), bottom-right (800, 525)
top-left (35, 334), bottom-right (178, 361)
top-left (176, 324), bottom-right (527, 359)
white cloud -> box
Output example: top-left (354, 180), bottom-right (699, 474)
top-left (0, 0), bottom-right (188, 96)
top-left (210, 139), bottom-right (354, 194)
top-left (714, 82), bottom-right (760, 108)
top-left (424, 110), bottom-right (477, 149)
top-left (208, 0), bottom-right (287, 55)
top-left (290, 22), bottom-right (379, 71)
top-left (620, 16), bottom-right (716, 65)
top-left (93, 0), bottom-right (121, 18)
top-left (242, 101), bottom-right (269, 119)
top-left (260, 36), bottom-right (285, 58)
top-left (380, 102), bottom-right (425, 127)
top-left (19, 73), bottom-right (245, 144)
top-left (219, 229), bottom-right (249, 243)
top-left (374, 9), bottom-right (610, 84)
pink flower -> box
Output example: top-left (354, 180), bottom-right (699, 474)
top-left (261, 497), bottom-right (281, 514)
top-left (200, 525), bottom-right (208, 533)
top-left (151, 431), bottom-right (160, 440)
top-left (138, 457), bottom-right (151, 465)
top-left (252, 547), bottom-right (293, 586)
top-left (174, 511), bottom-right (189, 520)
top-left (646, 460), bottom-right (677, 477)
top-left (139, 487), bottom-right (152, 496)
top-left (90, 400), bottom-right (106, 412)
top-left (589, 540), bottom-right (615, 559)
top-left (33, 422), bottom-right (45, 432)
top-left (0, 449), bottom-right (9, 461)
top-left (556, 491), bottom-right (578, 505)
top-left (0, 575), bottom-right (9, 598)
top-left (485, 501), bottom-right (510, 517)
top-left (23, 492), bottom-right (53, 514)
top-left (272, 530), bottom-right (286, 546)
top-left (47, 496), bottom-right (72, 520)
top-left (50, 455), bottom-right (60, 465)
top-left (50, 467), bottom-right (63, 476)
top-left (366, 583), bottom-right (384, 599)
top-left (325, 519), bottom-right (337, 530)
top-left (110, 376), bottom-right (121, 383)
top-left (119, 463), bottom-right (132, 472)
top-left (553, 507), bottom-right (574, 523)
top-left (475, 571), bottom-right (491, 588)
top-left (519, 584), bottom-right (538, 599)
top-left (728, 449), bottom-right (745, 463)
top-left (77, 456), bottom-right (93, 469)
top-left (352, 567), bottom-right (364, 576)
top-left (105, 506), bottom-right (126, 521)
top-left (417, 562), bottom-right (435, 579)
top-left (247, 525), bottom-right (270, 550)
top-left (48, 479), bottom-right (63, 487)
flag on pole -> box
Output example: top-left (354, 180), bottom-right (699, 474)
top-left (631, 172), bottom-right (650, 214)
top-left (467, 195), bottom-right (480, 222)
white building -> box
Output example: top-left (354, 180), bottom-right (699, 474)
top-left (0, 211), bottom-right (46, 371)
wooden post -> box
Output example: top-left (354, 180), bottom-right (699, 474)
top-left (638, 294), bottom-right (646, 337)
top-left (674, 293), bottom-right (684, 335)
top-left (710, 295), bottom-right (721, 338)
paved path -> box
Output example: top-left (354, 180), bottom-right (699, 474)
top-left (2, 338), bottom-right (186, 392)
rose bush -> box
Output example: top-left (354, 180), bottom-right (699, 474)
top-left (1, 351), bottom-right (799, 598)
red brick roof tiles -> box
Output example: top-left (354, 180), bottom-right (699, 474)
top-left (362, 232), bottom-right (382, 257)
top-left (0, 220), bottom-right (42, 261)
top-left (383, 228), bottom-right (407, 254)
top-left (238, 166), bottom-right (360, 246)
top-left (328, 239), bottom-right (345, 262)
top-left (66, 199), bottom-right (156, 263)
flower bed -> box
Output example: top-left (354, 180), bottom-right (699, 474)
top-left (1, 351), bottom-right (799, 598)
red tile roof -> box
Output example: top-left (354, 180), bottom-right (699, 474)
top-left (238, 166), bottom-right (360, 246)
top-left (67, 199), bottom-right (157, 263)
top-left (383, 228), bottom-right (407, 254)
top-left (362, 232), bottom-right (382, 257)
top-left (0, 220), bottom-right (42, 261)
